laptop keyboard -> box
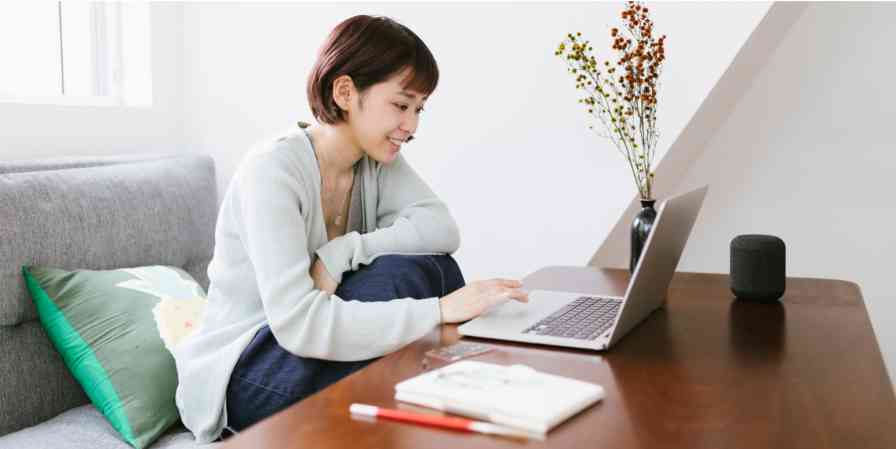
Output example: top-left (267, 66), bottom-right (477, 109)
top-left (522, 296), bottom-right (622, 340)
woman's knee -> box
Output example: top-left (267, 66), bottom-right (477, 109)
top-left (424, 254), bottom-right (465, 295)
top-left (337, 254), bottom-right (463, 301)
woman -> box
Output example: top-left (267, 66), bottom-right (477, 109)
top-left (174, 15), bottom-right (528, 442)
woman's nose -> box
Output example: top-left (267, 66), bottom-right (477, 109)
top-left (400, 114), bottom-right (418, 137)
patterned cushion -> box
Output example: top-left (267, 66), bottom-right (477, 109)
top-left (22, 265), bottom-right (207, 449)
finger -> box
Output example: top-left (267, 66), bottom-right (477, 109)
top-left (495, 278), bottom-right (523, 288)
top-left (506, 289), bottom-right (529, 303)
top-left (490, 295), bottom-right (512, 307)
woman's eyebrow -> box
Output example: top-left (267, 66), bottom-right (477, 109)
top-left (398, 91), bottom-right (428, 102)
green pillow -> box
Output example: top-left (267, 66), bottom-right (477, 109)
top-left (22, 265), bottom-right (207, 449)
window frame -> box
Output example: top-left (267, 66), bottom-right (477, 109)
top-left (0, 2), bottom-right (151, 108)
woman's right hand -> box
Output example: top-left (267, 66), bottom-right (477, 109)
top-left (438, 279), bottom-right (529, 323)
top-left (310, 256), bottom-right (338, 295)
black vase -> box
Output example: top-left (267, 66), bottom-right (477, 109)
top-left (630, 199), bottom-right (657, 273)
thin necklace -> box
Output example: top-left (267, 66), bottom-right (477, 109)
top-left (306, 128), bottom-right (352, 227)
top-left (332, 172), bottom-right (352, 226)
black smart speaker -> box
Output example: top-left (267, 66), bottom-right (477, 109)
top-left (730, 234), bottom-right (786, 302)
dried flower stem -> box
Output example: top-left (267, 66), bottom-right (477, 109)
top-left (556, 1), bottom-right (666, 199)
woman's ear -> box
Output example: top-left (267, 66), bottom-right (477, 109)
top-left (331, 75), bottom-right (355, 113)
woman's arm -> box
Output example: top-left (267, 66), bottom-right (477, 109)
top-left (237, 149), bottom-right (441, 361)
top-left (315, 154), bottom-right (461, 284)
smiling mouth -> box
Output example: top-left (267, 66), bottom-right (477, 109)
top-left (388, 137), bottom-right (403, 148)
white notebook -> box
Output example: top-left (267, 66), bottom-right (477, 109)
top-left (394, 360), bottom-right (604, 436)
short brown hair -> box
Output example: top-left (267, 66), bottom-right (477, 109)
top-left (307, 15), bottom-right (439, 125)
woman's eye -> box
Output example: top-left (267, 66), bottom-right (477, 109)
top-left (395, 103), bottom-right (425, 114)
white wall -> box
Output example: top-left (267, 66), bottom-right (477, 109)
top-left (670, 3), bottom-right (896, 378)
top-left (0, 4), bottom-right (185, 160)
top-left (180, 1), bottom-right (770, 283)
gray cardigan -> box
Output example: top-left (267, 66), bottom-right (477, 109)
top-left (174, 125), bottom-right (460, 443)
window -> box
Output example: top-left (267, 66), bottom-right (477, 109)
top-left (0, 2), bottom-right (152, 106)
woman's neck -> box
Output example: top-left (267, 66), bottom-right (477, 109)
top-left (307, 123), bottom-right (364, 179)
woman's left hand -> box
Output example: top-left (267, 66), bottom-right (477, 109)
top-left (310, 257), bottom-right (338, 294)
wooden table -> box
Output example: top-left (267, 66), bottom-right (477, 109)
top-left (219, 268), bottom-right (896, 449)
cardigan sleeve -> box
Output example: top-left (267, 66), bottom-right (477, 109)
top-left (314, 153), bottom-right (461, 284)
top-left (236, 150), bottom-right (441, 360)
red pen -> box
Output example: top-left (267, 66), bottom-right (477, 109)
top-left (349, 403), bottom-right (538, 439)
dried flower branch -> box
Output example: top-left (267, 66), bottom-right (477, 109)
top-left (556, 1), bottom-right (666, 199)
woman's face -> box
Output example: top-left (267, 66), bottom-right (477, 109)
top-left (344, 67), bottom-right (428, 164)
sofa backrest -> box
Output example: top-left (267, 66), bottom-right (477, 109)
top-left (0, 154), bottom-right (217, 436)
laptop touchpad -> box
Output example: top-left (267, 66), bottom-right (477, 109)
top-left (478, 290), bottom-right (562, 324)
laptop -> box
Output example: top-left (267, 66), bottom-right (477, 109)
top-left (458, 185), bottom-right (708, 351)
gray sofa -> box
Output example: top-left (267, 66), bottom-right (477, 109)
top-left (0, 155), bottom-right (219, 448)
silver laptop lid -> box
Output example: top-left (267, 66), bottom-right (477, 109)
top-left (607, 186), bottom-right (708, 346)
